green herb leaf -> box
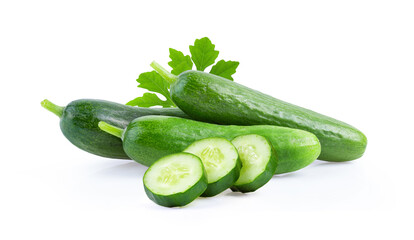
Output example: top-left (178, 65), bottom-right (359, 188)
top-left (126, 93), bottom-right (174, 108)
top-left (189, 37), bottom-right (219, 71)
top-left (136, 71), bottom-right (174, 103)
top-left (130, 71), bottom-right (176, 107)
top-left (128, 37), bottom-right (240, 108)
top-left (210, 60), bottom-right (240, 80)
top-left (168, 48), bottom-right (193, 75)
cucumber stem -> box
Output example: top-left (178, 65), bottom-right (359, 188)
top-left (150, 61), bottom-right (178, 84)
top-left (41, 99), bottom-right (64, 118)
top-left (98, 121), bottom-right (124, 139)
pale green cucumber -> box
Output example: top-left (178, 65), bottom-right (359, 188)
top-left (143, 153), bottom-right (207, 207)
top-left (98, 116), bottom-right (321, 174)
top-left (231, 134), bottom-right (278, 193)
top-left (184, 137), bottom-right (241, 197)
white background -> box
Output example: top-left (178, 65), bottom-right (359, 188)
top-left (1, 0), bottom-right (413, 239)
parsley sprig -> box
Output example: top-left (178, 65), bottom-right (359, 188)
top-left (127, 37), bottom-right (239, 108)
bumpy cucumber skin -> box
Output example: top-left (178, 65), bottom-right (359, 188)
top-left (231, 139), bottom-right (278, 193)
top-left (59, 99), bottom-right (189, 159)
top-left (201, 159), bottom-right (241, 197)
top-left (122, 116), bottom-right (321, 174)
top-left (143, 153), bottom-right (208, 207)
top-left (170, 71), bottom-right (367, 162)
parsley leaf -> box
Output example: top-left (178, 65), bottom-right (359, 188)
top-left (126, 93), bottom-right (173, 108)
top-left (210, 60), bottom-right (240, 81)
top-left (128, 37), bottom-right (240, 108)
top-left (134, 71), bottom-right (175, 107)
top-left (136, 71), bottom-right (171, 99)
top-left (168, 48), bottom-right (193, 75)
top-left (189, 37), bottom-right (219, 71)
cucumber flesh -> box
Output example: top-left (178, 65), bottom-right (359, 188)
top-left (143, 153), bottom-right (207, 207)
top-left (184, 137), bottom-right (240, 197)
top-left (231, 134), bottom-right (278, 192)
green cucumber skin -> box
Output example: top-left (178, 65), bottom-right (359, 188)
top-left (59, 99), bottom-right (189, 159)
top-left (144, 175), bottom-right (208, 207)
top-left (201, 160), bottom-right (241, 197)
top-left (122, 116), bottom-right (321, 174)
top-left (231, 142), bottom-right (278, 193)
top-left (170, 71), bottom-right (367, 162)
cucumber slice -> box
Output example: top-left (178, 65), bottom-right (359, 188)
top-left (184, 137), bottom-right (241, 197)
top-left (143, 153), bottom-right (207, 207)
top-left (231, 134), bottom-right (278, 193)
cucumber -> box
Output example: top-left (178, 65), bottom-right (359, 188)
top-left (143, 152), bottom-right (207, 207)
top-left (150, 62), bottom-right (367, 162)
top-left (184, 138), bottom-right (241, 197)
top-left (230, 134), bottom-right (278, 192)
top-left (99, 115), bottom-right (321, 174)
top-left (41, 99), bottom-right (189, 159)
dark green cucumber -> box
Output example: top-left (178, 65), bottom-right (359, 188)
top-left (143, 152), bottom-right (208, 207)
top-left (184, 137), bottom-right (241, 197)
top-left (99, 115), bottom-right (321, 174)
top-left (150, 62), bottom-right (367, 162)
top-left (41, 99), bottom-right (189, 159)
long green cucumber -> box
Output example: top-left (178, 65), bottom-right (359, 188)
top-left (151, 62), bottom-right (367, 162)
top-left (41, 99), bottom-right (189, 159)
top-left (99, 115), bottom-right (321, 174)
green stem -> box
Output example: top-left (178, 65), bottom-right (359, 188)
top-left (150, 61), bottom-right (178, 84)
top-left (41, 99), bottom-right (64, 118)
top-left (98, 121), bottom-right (124, 139)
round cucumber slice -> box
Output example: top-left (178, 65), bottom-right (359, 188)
top-left (143, 153), bottom-right (207, 207)
top-left (184, 137), bottom-right (241, 197)
top-left (231, 134), bottom-right (278, 193)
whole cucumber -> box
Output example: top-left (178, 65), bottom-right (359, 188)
top-left (41, 99), bottom-right (189, 159)
top-left (99, 116), bottom-right (321, 174)
top-left (151, 63), bottom-right (367, 162)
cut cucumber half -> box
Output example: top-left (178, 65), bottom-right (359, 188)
top-left (231, 134), bottom-right (278, 193)
top-left (143, 153), bottom-right (207, 207)
top-left (184, 137), bottom-right (241, 197)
